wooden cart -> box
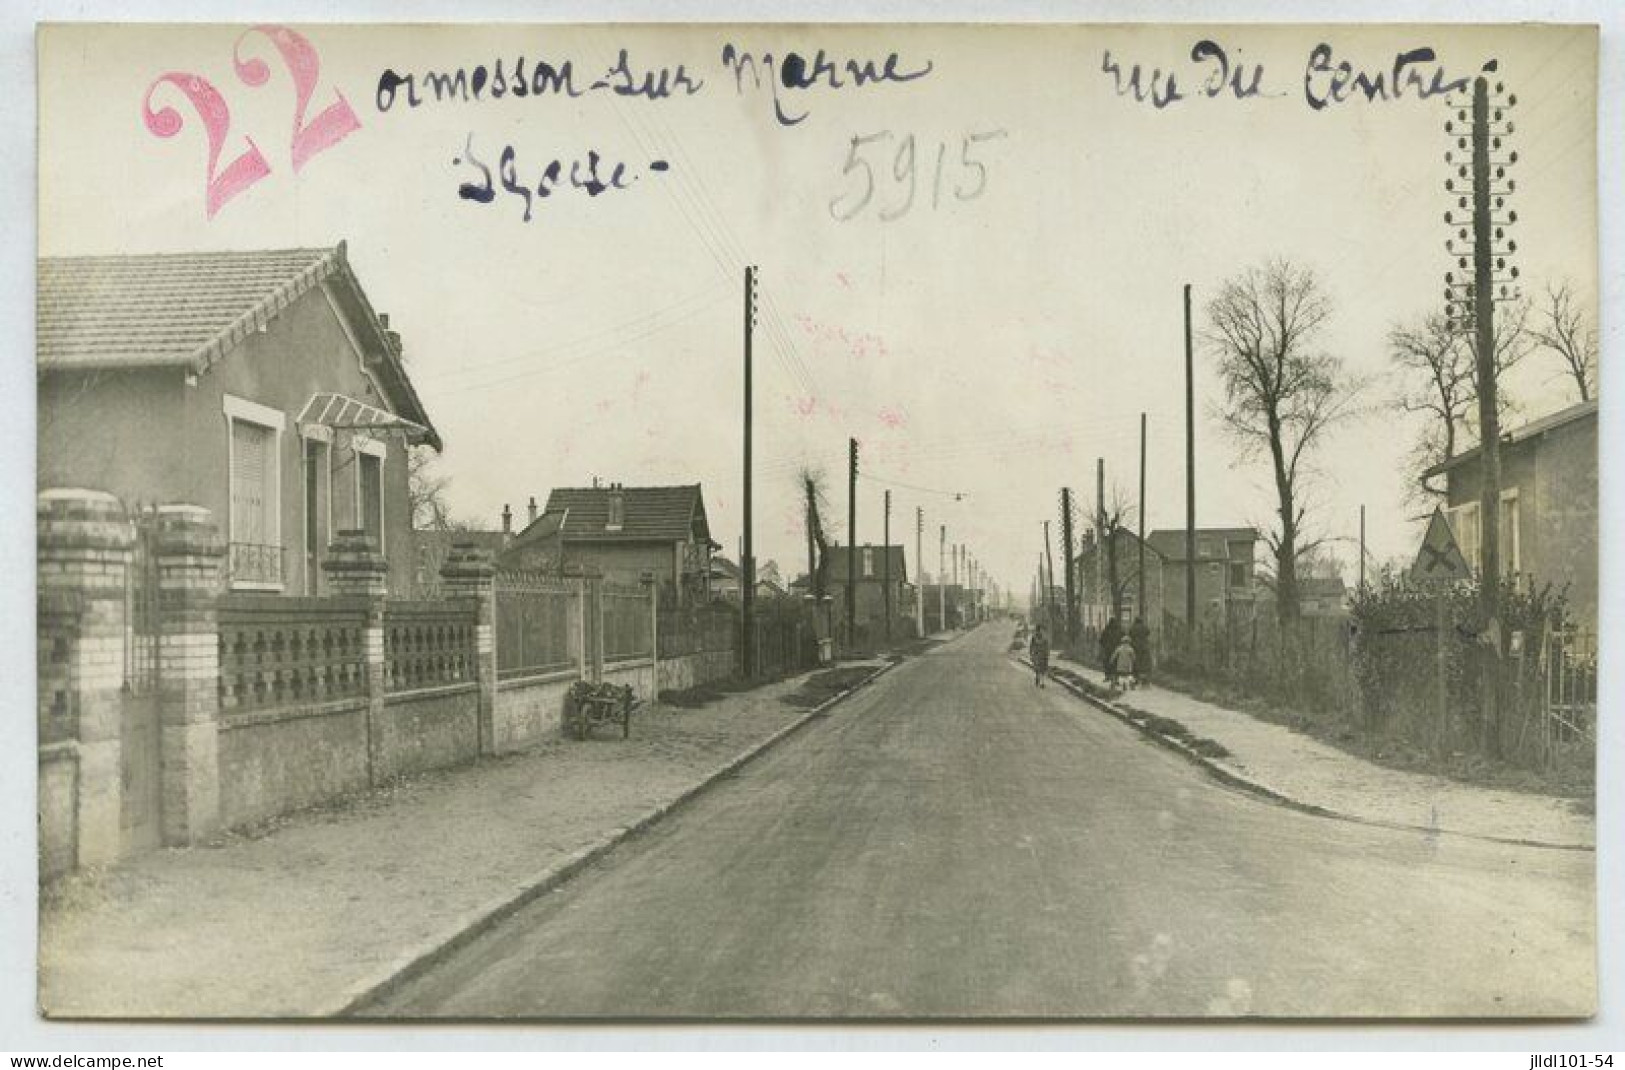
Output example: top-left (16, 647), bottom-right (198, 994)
top-left (565, 682), bottom-right (639, 740)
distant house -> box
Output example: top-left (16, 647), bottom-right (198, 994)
top-left (1424, 399), bottom-right (1598, 626)
top-left (796, 543), bottom-right (913, 634)
top-left (535, 482), bottom-right (717, 604)
top-left (1144, 527), bottom-right (1260, 625)
top-left (1295, 576), bottom-right (1349, 618)
top-left (709, 556), bottom-right (743, 601)
top-left (496, 498), bottom-right (567, 572)
top-left (1074, 527), bottom-right (1166, 627)
top-left (38, 244), bottom-right (440, 596)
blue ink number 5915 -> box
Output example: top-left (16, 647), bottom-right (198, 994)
top-left (829, 129), bottom-right (1008, 222)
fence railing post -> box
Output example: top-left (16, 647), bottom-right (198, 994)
top-left (154, 504), bottom-right (224, 846)
top-left (37, 489), bottom-right (133, 868)
top-left (441, 542), bottom-right (497, 756)
top-left (323, 530), bottom-right (388, 785)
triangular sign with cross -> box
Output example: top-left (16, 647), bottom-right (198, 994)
top-left (1410, 507), bottom-right (1472, 583)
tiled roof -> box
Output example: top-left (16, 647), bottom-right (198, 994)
top-left (1423, 399), bottom-right (1598, 479)
top-left (38, 244), bottom-right (441, 449)
top-left (542, 484), bottom-right (709, 543)
top-left (1146, 527), bottom-right (1259, 561)
top-left (39, 247), bottom-right (341, 372)
top-left (824, 545), bottom-right (909, 584)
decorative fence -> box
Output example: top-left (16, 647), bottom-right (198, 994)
top-left (658, 602), bottom-right (738, 659)
top-left (383, 599), bottom-right (478, 692)
top-left (495, 572), bottom-right (577, 681)
top-left (217, 595), bottom-right (369, 714)
top-left (601, 582), bottom-right (653, 663)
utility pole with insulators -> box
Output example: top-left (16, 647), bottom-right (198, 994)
top-left (847, 437), bottom-right (858, 648)
top-left (883, 489), bottom-right (892, 643)
top-left (1059, 487), bottom-right (1077, 645)
top-left (742, 265), bottom-right (757, 676)
top-left (1445, 69), bottom-right (1518, 756)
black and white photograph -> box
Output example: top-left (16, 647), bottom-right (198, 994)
top-left (24, 15), bottom-right (1607, 1027)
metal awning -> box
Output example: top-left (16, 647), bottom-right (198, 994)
top-left (297, 392), bottom-right (430, 443)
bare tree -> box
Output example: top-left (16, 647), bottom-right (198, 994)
top-left (1095, 484), bottom-right (1138, 622)
top-left (1388, 298), bottom-right (1531, 500)
top-left (408, 445), bottom-right (457, 531)
top-left (1530, 279), bottom-right (1597, 402)
top-left (1205, 259), bottom-right (1359, 627)
top-left (798, 467), bottom-right (832, 600)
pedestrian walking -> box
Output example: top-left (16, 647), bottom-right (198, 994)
top-left (1111, 634), bottom-right (1137, 691)
top-left (1100, 616), bottom-right (1123, 686)
top-left (1129, 616), bottom-right (1152, 686)
top-left (1029, 624), bottom-right (1051, 688)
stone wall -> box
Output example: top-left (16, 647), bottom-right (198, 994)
top-left (376, 684), bottom-right (481, 779)
top-left (217, 703), bottom-right (370, 828)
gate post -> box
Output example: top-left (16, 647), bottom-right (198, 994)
top-left (324, 531), bottom-right (388, 785)
top-left (154, 504), bottom-right (224, 845)
top-left (440, 543), bottom-right (496, 756)
top-left (37, 489), bottom-right (132, 868)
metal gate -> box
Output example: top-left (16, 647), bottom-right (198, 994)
top-left (120, 504), bottom-right (162, 855)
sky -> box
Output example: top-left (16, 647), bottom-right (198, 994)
top-left (37, 21), bottom-right (1599, 602)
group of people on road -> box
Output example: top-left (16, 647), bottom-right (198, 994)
top-left (1022, 616), bottom-right (1152, 691)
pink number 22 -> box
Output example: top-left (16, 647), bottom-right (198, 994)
top-left (233, 24), bottom-right (361, 173)
top-left (140, 26), bottom-right (360, 219)
top-left (141, 73), bottom-right (272, 220)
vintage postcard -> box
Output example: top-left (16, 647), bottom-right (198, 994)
top-left (35, 21), bottom-right (1598, 1019)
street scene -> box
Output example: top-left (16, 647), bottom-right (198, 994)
top-left (32, 21), bottom-right (1599, 1020)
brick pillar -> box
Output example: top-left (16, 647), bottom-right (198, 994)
top-left (323, 531), bottom-right (387, 783)
top-left (154, 504), bottom-right (223, 845)
top-left (440, 543), bottom-right (496, 756)
top-left (37, 489), bottom-right (132, 868)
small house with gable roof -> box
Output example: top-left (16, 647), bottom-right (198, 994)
top-left (38, 244), bottom-right (440, 596)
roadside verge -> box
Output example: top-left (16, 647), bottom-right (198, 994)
top-left (1019, 654), bottom-right (1594, 853)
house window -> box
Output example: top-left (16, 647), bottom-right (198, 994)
top-left (1229, 562), bottom-right (1247, 588)
top-left (224, 395), bottom-right (285, 589)
top-left (862, 548), bottom-right (875, 577)
top-left (1500, 488), bottom-right (1521, 580)
top-left (357, 448), bottom-right (384, 549)
top-left (606, 491), bottom-right (625, 531)
top-left (1447, 501), bottom-right (1481, 575)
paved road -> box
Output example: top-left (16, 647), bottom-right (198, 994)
top-left (369, 625), bottom-right (1594, 1018)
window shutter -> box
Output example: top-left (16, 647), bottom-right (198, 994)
top-left (231, 420), bottom-right (272, 545)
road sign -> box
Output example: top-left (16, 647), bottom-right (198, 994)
top-left (1410, 507), bottom-right (1472, 583)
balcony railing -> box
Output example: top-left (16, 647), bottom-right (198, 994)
top-left (229, 542), bottom-right (286, 587)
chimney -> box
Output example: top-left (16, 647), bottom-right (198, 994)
top-left (379, 313), bottom-right (389, 329)
top-left (528, 496), bottom-right (538, 524)
top-left (501, 503), bottom-right (512, 534)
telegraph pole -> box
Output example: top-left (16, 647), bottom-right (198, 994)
top-left (1060, 488), bottom-right (1077, 645)
top-left (1358, 504), bottom-right (1367, 592)
top-left (1043, 521), bottom-right (1057, 629)
top-left (1183, 282), bottom-right (1197, 634)
top-left (939, 524), bottom-right (947, 634)
top-left (1446, 70), bottom-right (1518, 756)
top-left (1138, 412), bottom-right (1148, 619)
top-left (847, 437), bottom-right (858, 646)
top-left (915, 506), bottom-right (925, 637)
top-left (883, 489), bottom-right (892, 642)
top-left (742, 265), bottom-right (757, 676)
